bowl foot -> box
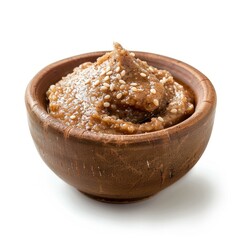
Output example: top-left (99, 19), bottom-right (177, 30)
top-left (79, 191), bottom-right (151, 204)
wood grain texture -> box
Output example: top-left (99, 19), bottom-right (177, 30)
top-left (25, 51), bottom-right (217, 203)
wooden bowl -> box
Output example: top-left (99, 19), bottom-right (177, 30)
top-left (25, 51), bottom-right (216, 203)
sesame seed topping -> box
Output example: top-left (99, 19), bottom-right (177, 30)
top-left (130, 83), bottom-right (137, 86)
top-left (116, 93), bottom-right (123, 99)
top-left (100, 86), bottom-right (108, 91)
top-left (119, 79), bottom-right (126, 84)
top-left (85, 79), bottom-right (90, 84)
top-left (131, 87), bottom-right (138, 92)
top-left (149, 67), bottom-right (154, 72)
top-left (106, 71), bottom-right (112, 75)
top-left (110, 83), bottom-right (115, 91)
top-left (103, 76), bottom-right (110, 81)
top-left (187, 104), bottom-right (194, 110)
top-left (150, 89), bottom-right (156, 94)
top-left (120, 85), bottom-right (125, 90)
top-left (70, 115), bottom-right (76, 120)
top-left (170, 108), bottom-right (178, 113)
top-left (140, 72), bottom-right (147, 77)
top-left (158, 116), bottom-right (164, 122)
top-left (121, 70), bottom-right (126, 77)
top-left (106, 66), bottom-right (111, 72)
top-left (49, 85), bottom-right (56, 91)
top-left (104, 95), bottom-right (111, 99)
top-left (103, 102), bottom-right (110, 108)
top-left (161, 77), bottom-right (168, 84)
top-left (115, 66), bottom-right (120, 73)
top-left (94, 80), bottom-right (100, 86)
top-left (130, 52), bottom-right (135, 57)
top-left (100, 70), bottom-right (106, 76)
top-left (153, 99), bottom-right (159, 106)
top-left (103, 82), bottom-right (110, 87)
top-left (128, 125), bottom-right (134, 133)
top-left (116, 73), bottom-right (121, 79)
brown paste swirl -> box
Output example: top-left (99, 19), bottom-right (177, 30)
top-left (47, 43), bottom-right (194, 134)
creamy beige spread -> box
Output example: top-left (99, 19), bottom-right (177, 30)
top-left (47, 43), bottom-right (194, 134)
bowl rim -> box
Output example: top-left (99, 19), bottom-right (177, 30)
top-left (25, 51), bottom-right (217, 145)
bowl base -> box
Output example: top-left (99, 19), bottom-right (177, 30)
top-left (79, 191), bottom-right (151, 204)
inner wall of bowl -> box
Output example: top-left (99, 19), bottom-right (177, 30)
top-left (36, 52), bottom-right (203, 117)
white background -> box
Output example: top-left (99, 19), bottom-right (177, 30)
top-left (0, 0), bottom-right (239, 239)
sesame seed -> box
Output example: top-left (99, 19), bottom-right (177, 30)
top-left (153, 99), bottom-right (159, 106)
top-left (150, 89), bottom-right (156, 94)
top-left (131, 87), bottom-right (138, 92)
top-left (158, 116), bottom-right (164, 122)
top-left (119, 79), bottom-right (126, 84)
top-left (116, 74), bottom-right (121, 79)
top-left (106, 71), bottom-right (112, 76)
top-left (187, 104), bottom-right (194, 111)
top-left (49, 85), bottom-right (56, 91)
top-left (51, 95), bottom-right (57, 101)
top-left (103, 76), bottom-right (110, 81)
top-left (130, 83), bottom-right (137, 86)
top-left (110, 84), bottom-right (115, 91)
top-left (85, 79), bottom-right (90, 84)
top-left (116, 93), bottom-right (123, 99)
top-left (103, 82), bottom-right (110, 87)
top-left (106, 66), bottom-right (111, 72)
top-left (100, 70), bottom-right (106, 76)
top-left (102, 116), bottom-right (110, 122)
top-left (94, 80), bottom-right (100, 86)
top-left (120, 85), bottom-right (125, 90)
top-left (121, 70), bottom-right (126, 77)
top-left (100, 86), bottom-right (108, 91)
top-left (75, 93), bottom-right (81, 100)
top-left (115, 66), bottom-right (120, 73)
top-left (161, 77), bottom-right (168, 84)
top-left (70, 115), bottom-right (76, 120)
top-left (104, 94), bottom-right (111, 99)
top-left (149, 67), bottom-right (154, 72)
top-left (103, 102), bottom-right (110, 108)
top-left (140, 72), bottom-right (147, 77)
top-left (128, 125), bottom-right (134, 133)
top-left (130, 52), bottom-right (135, 57)
top-left (170, 109), bottom-right (178, 114)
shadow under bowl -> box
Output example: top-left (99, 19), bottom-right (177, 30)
top-left (25, 51), bottom-right (217, 203)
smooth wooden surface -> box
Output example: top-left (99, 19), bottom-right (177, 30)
top-left (25, 52), bottom-right (216, 202)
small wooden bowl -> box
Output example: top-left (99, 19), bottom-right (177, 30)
top-left (25, 51), bottom-right (216, 203)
